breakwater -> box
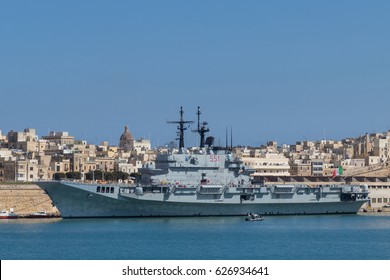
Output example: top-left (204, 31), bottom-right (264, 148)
top-left (0, 183), bottom-right (59, 217)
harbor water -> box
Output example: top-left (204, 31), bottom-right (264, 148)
top-left (1, 213), bottom-right (390, 260)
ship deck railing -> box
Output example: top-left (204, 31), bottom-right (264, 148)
top-left (59, 179), bottom-right (135, 187)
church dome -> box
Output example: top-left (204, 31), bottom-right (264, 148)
top-left (120, 125), bottom-right (134, 141)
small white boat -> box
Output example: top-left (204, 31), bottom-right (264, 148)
top-left (0, 208), bottom-right (18, 219)
top-left (29, 211), bottom-right (49, 218)
top-left (245, 213), bottom-right (264, 221)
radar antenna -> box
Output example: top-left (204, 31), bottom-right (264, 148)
top-left (192, 106), bottom-right (210, 148)
top-left (167, 106), bottom-right (194, 151)
top-left (225, 126), bottom-right (233, 152)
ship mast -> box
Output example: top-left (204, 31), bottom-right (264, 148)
top-left (167, 106), bottom-right (194, 152)
top-left (192, 106), bottom-right (209, 148)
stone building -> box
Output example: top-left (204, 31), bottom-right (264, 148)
top-left (290, 160), bottom-right (311, 176)
top-left (42, 131), bottom-right (74, 146)
top-left (96, 157), bottom-right (115, 172)
top-left (311, 159), bottom-right (324, 176)
top-left (7, 128), bottom-right (38, 152)
top-left (16, 158), bottom-right (40, 182)
top-left (241, 150), bottom-right (290, 176)
top-left (0, 130), bottom-right (6, 142)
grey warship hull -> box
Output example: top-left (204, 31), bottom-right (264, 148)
top-left (37, 181), bottom-right (368, 218)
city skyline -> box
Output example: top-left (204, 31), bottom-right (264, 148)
top-left (2, 123), bottom-right (390, 150)
top-left (1, 1), bottom-right (390, 146)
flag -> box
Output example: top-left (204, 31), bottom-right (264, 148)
top-left (332, 166), bottom-right (343, 178)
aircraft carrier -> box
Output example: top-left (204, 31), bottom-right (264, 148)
top-left (36, 107), bottom-right (369, 218)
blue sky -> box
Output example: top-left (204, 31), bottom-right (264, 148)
top-left (1, 1), bottom-right (389, 147)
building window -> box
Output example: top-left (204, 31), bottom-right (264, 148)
top-left (30, 167), bottom-right (34, 171)
top-left (96, 186), bottom-right (100, 193)
top-left (384, 198), bottom-right (388, 203)
top-left (110, 187), bottom-right (114, 193)
top-left (378, 198), bottom-right (382, 203)
top-left (372, 198), bottom-right (377, 204)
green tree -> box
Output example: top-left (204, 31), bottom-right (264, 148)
top-left (54, 173), bottom-right (66, 180)
top-left (85, 170), bottom-right (103, 181)
top-left (66, 172), bottom-right (82, 180)
top-left (112, 171), bottom-right (130, 181)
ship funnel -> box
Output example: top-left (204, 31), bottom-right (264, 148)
top-left (205, 136), bottom-right (214, 147)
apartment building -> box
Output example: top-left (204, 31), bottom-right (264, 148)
top-left (7, 128), bottom-right (38, 152)
top-left (42, 131), bottom-right (74, 146)
top-left (290, 160), bottom-right (311, 176)
top-left (241, 148), bottom-right (290, 176)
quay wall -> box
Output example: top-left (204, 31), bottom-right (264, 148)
top-left (0, 183), bottom-right (59, 217)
